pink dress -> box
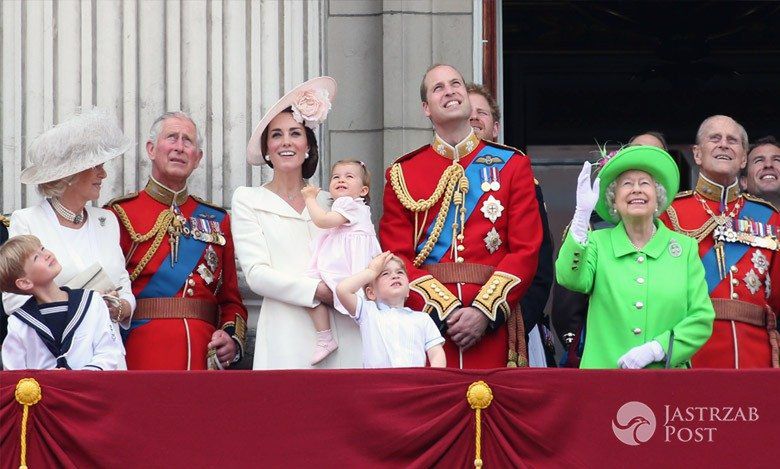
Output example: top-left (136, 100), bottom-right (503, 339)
top-left (308, 197), bottom-right (382, 315)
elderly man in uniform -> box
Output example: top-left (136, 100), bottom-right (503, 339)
top-left (660, 115), bottom-right (780, 368)
top-left (109, 111), bottom-right (247, 370)
top-left (740, 135), bottom-right (780, 209)
top-left (467, 83), bottom-right (555, 367)
top-left (380, 64), bottom-right (542, 369)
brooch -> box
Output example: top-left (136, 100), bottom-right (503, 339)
top-left (668, 239), bottom-right (682, 258)
top-left (743, 269), bottom-right (761, 295)
top-left (484, 227), bottom-right (502, 253)
top-left (480, 196), bottom-right (504, 224)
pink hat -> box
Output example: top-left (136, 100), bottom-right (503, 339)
top-left (246, 76), bottom-right (337, 166)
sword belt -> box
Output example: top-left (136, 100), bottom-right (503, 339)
top-left (135, 298), bottom-right (218, 325)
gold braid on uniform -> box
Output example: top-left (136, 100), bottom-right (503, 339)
top-left (112, 204), bottom-right (175, 281)
top-left (390, 162), bottom-right (467, 267)
top-left (665, 205), bottom-right (718, 242)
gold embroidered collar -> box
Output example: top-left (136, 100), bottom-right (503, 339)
top-left (695, 174), bottom-right (740, 203)
top-left (145, 177), bottom-right (189, 206)
top-left (432, 131), bottom-right (480, 160)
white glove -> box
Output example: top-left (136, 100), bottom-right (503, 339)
top-left (617, 340), bottom-right (665, 369)
top-left (570, 161), bottom-right (600, 244)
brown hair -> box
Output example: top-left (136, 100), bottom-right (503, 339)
top-left (332, 159), bottom-right (372, 205)
top-left (420, 64), bottom-right (466, 103)
top-left (260, 108), bottom-right (320, 179)
top-left (628, 131), bottom-right (669, 151)
top-left (466, 83), bottom-right (501, 124)
top-left (364, 254), bottom-right (408, 297)
top-left (0, 234), bottom-right (43, 295)
top-left (749, 135), bottom-right (779, 154)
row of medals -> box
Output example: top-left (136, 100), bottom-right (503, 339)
top-left (713, 215), bottom-right (778, 251)
top-left (168, 211), bottom-right (226, 265)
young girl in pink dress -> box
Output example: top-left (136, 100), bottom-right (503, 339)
top-left (301, 159), bottom-right (381, 364)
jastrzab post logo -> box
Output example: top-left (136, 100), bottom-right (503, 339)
top-left (612, 401), bottom-right (656, 446)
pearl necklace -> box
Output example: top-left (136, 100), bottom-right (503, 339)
top-left (629, 223), bottom-right (656, 251)
top-left (50, 198), bottom-right (86, 224)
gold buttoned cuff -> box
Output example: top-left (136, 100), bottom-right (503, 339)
top-left (472, 271), bottom-right (521, 321)
top-left (409, 274), bottom-right (462, 321)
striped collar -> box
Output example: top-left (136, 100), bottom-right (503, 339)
top-left (431, 131), bottom-right (480, 160)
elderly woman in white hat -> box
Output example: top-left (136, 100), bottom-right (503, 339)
top-left (2, 108), bottom-right (136, 363)
top-left (231, 76), bottom-right (362, 369)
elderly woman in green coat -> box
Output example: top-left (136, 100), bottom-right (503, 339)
top-left (556, 146), bottom-right (714, 369)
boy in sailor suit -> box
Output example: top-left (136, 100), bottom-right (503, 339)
top-left (0, 235), bottom-right (125, 370)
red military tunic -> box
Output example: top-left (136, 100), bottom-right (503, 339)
top-left (380, 132), bottom-right (542, 368)
top-left (109, 179), bottom-right (247, 370)
top-left (660, 175), bottom-right (780, 368)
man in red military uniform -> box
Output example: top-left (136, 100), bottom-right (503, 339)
top-left (379, 64), bottom-right (542, 368)
top-left (109, 111), bottom-right (247, 370)
top-left (660, 115), bottom-right (780, 368)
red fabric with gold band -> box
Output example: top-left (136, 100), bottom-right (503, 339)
top-left (379, 134), bottom-right (542, 368)
top-left (660, 177), bottom-right (780, 368)
top-left (109, 183), bottom-right (247, 370)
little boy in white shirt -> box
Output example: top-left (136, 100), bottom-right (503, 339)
top-left (0, 235), bottom-right (125, 370)
top-left (336, 251), bottom-right (445, 368)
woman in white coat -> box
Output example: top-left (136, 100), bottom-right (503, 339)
top-left (232, 77), bottom-right (362, 369)
top-left (2, 109), bottom-right (135, 368)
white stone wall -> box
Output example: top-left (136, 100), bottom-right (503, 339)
top-left (0, 0), bottom-right (324, 213)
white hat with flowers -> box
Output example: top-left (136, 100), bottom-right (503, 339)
top-left (246, 76), bottom-right (337, 166)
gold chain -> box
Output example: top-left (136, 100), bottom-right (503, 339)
top-left (112, 204), bottom-right (175, 280)
top-left (390, 162), bottom-right (465, 267)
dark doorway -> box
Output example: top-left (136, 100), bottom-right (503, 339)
top-left (502, 1), bottom-right (780, 149)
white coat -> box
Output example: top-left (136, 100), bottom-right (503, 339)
top-left (231, 186), bottom-right (362, 369)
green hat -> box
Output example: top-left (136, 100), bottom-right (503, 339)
top-left (595, 145), bottom-right (680, 222)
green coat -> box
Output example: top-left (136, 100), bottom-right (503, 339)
top-left (555, 221), bottom-right (714, 369)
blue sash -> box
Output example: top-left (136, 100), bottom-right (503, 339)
top-left (701, 200), bottom-right (772, 293)
top-left (417, 145), bottom-right (514, 264)
top-left (138, 203), bottom-right (225, 299)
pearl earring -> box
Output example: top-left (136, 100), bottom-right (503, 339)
top-left (264, 155), bottom-right (270, 162)
top-left (304, 152), bottom-right (310, 159)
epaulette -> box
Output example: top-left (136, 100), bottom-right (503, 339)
top-left (0, 214), bottom-right (9, 227)
top-left (106, 192), bottom-right (139, 207)
top-left (743, 193), bottom-right (780, 212)
top-left (482, 139), bottom-right (526, 156)
top-left (674, 190), bottom-right (693, 199)
top-left (389, 144), bottom-right (429, 166)
top-left (193, 195), bottom-right (227, 213)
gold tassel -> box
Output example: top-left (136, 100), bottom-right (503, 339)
top-left (715, 242), bottom-right (726, 279)
top-left (467, 381), bottom-right (494, 468)
top-left (15, 378), bottom-right (42, 469)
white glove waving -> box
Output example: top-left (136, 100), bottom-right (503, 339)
top-left (570, 161), bottom-right (600, 244)
top-left (617, 341), bottom-right (665, 369)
